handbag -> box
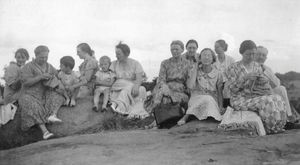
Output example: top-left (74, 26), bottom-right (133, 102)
top-left (153, 95), bottom-right (185, 129)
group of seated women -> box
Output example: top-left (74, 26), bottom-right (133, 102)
top-left (1, 39), bottom-right (299, 140)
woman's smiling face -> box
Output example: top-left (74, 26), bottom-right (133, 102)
top-left (170, 44), bottom-right (183, 58)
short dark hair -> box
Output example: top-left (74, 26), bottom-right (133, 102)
top-left (77, 43), bottom-right (94, 56)
top-left (60, 56), bottom-right (75, 69)
top-left (171, 40), bottom-right (184, 50)
top-left (116, 41), bottom-right (130, 56)
top-left (34, 45), bottom-right (49, 56)
top-left (239, 40), bottom-right (256, 54)
top-left (15, 48), bottom-right (29, 60)
top-left (198, 48), bottom-right (216, 64)
top-left (215, 39), bottom-right (228, 52)
top-left (186, 39), bottom-right (198, 49)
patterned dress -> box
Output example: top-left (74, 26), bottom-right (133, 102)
top-left (186, 65), bottom-right (223, 121)
top-left (149, 56), bottom-right (190, 112)
top-left (18, 60), bottom-right (65, 131)
top-left (225, 61), bottom-right (287, 134)
top-left (109, 58), bottom-right (148, 118)
top-left (78, 57), bottom-right (98, 94)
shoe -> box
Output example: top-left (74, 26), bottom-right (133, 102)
top-left (92, 106), bottom-right (99, 112)
top-left (177, 119), bottom-right (186, 126)
top-left (48, 115), bottom-right (62, 123)
top-left (43, 131), bottom-right (54, 140)
top-left (64, 98), bottom-right (70, 106)
top-left (285, 122), bottom-right (300, 130)
top-left (101, 107), bottom-right (107, 113)
top-left (70, 99), bottom-right (76, 107)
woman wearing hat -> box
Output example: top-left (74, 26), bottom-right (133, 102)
top-left (225, 40), bottom-right (287, 134)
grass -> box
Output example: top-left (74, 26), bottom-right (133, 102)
top-left (76, 111), bottom-right (154, 135)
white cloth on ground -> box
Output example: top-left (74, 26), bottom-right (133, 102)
top-left (0, 103), bottom-right (17, 126)
top-left (219, 107), bottom-right (266, 136)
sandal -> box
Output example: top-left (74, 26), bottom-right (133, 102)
top-left (43, 131), bottom-right (54, 140)
top-left (177, 119), bottom-right (186, 126)
top-left (48, 115), bottom-right (62, 123)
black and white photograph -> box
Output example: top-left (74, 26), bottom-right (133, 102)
top-left (0, 0), bottom-right (300, 164)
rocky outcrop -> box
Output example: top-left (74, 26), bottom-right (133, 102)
top-left (0, 97), bottom-right (104, 150)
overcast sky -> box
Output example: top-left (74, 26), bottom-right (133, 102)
top-left (0, 0), bottom-right (300, 83)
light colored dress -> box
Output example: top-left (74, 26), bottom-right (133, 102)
top-left (109, 58), bottom-right (148, 118)
top-left (18, 60), bottom-right (65, 131)
top-left (149, 57), bottom-right (190, 111)
top-left (225, 61), bottom-right (287, 134)
top-left (186, 65), bottom-right (223, 121)
top-left (3, 62), bottom-right (23, 104)
top-left (213, 55), bottom-right (235, 99)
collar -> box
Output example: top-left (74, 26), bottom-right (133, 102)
top-left (198, 66), bottom-right (218, 78)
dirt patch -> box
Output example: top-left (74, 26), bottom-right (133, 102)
top-left (1, 123), bottom-right (299, 165)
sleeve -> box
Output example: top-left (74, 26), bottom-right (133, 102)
top-left (186, 63), bottom-right (197, 89)
top-left (4, 64), bottom-right (19, 86)
top-left (81, 60), bottom-right (98, 82)
top-left (217, 72), bottom-right (224, 87)
top-left (68, 72), bottom-right (79, 84)
top-left (229, 56), bottom-right (235, 64)
top-left (21, 63), bottom-right (35, 82)
top-left (263, 66), bottom-right (280, 87)
top-left (157, 61), bottom-right (167, 85)
top-left (109, 62), bottom-right (116, 72)
top-left (49, 64), bottom-right (58, 76)
top-left (110, 71), bottom-right (116, 79)
top-left (57, 71), bottom-right (62, 80)
top-left (86, 60), bottom-right (98, 71)
top-left (226, 65), bottom-right (244, 97)
top-left (134, 60), bottom-right (144, 74)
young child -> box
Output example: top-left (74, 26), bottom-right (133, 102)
top-left (58, 56), bottom-right (79, 107)
top-left (93, 56), bottom-right (115, 112)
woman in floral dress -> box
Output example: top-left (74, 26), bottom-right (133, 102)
top-left (225, 40), bottom-right (287, 134)
top-left (19, 45), bottom-right (65, 140)
top-left (146, 40), bottom-right (190, 128)
top-left (147, 40), bottom-right (190, 111)
top-left (66, 43), bottom-right (98, 105)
